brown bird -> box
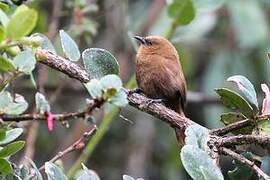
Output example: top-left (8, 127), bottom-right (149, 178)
top-left (134, 35), bottom-right (187, 144)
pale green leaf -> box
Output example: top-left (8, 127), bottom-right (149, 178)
top-left (82, 48), bottom-right (119, 79)
top-left (59, 30), bottom-right (80, 61)
top-left (0, 92), bottom-right (28, 115)
top-left (109, 89), bottom-right (128, 107)
top-left (181, 145), bottom-right (224, 180)
top-left (0, 9), bottom-right (8, 27)
top-left (227, 75), bottom-right (258, 109)
top-left (45, 162), bottom-right (68, 180)
top-left (84, 79), bottom-right (103, 99)
top-left (13, 49), bottom-right (36, 74)
top-left (0, 128), bottom-right (23, 145)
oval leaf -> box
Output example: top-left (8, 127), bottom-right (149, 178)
top-left (215, 88), bottom-right (254, 118)
top-left (181, 145), bottom-right (224, 180)
top-left (13, 49), bottom-right (36, 74)
top-left (227, 75), bottom-right (258, 109)
top-left (185, 124), bottom-right (209, 151)
top-left (0, 92), bottom-right (28, 115)
top-left (82, 48), bottom-right (119, 79)
top-left (220, 112), bottom-right (252, 135)
top-left (45, 162), bottom-right (67, 180)
top-left (0, 141), bottom-right (25, 158)
top-left (108, 89), bottom-right (128, 107)
top-left (0, 128), bottom-right (23, 145)
top-left (59, 30), bottom-right (80, 61)
top-left (32, 33), bottom-right (56, 54)
top-left (0, 158), bottom-right (13, 175)
top-left (167, 0), bottom-right (196, 25)
top-left (6, 5), bottom-right (37, 39)
top-left (84, 79), bottom-right (103, 99)
top-left (75, 164), bottom-right (100, 180)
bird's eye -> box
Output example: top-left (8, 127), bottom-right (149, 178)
top-left (145, 39), bottom-right (153, 46)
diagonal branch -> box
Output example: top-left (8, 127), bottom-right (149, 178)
top-left (220, 147), bottom-right (270, 180)
top-left (39, 125), bottom-right (97, 171)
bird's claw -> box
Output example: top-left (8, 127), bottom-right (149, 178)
top-left (145, 98), bottom-right (164, 107)
top-left (128, 88), bottom-right (144, 96)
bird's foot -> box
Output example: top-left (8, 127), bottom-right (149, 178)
top-left (128, 88), bottom-right (144, 95)
top-left (145, 98), bottom-right (165, 107)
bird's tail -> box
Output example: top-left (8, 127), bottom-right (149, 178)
top-left (165, 100), bottom-right (186, 145)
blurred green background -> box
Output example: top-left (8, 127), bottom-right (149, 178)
top-left (12, 0), bottom-right (270, 179)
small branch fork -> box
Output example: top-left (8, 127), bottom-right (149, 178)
top-left (2, 49), bottom-right (270, 179)
top-left (38, 125), bottom-right (97, 171)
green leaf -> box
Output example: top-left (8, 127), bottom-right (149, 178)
top-left (0, 9), bottom-right (8, 27)
top-left (100, 74), bottom-right (122, 91)
top-left (82, 48), bottom-right (119, 79)
top-left (227, 0), bottom-right (268, 48)
top-left (220, 112), bottom-right (245, 126)
top-left (59, 30), bottom-right (80, 61)
top-left (0, 128), bottom-right (23, 145)
top-left (45, 162), bottom-right (67, 180)
top-left (13, 49), bottom-right (36, 74)
top-left (32, 33), bottom-right (56, 54)
top-left (75, 164), bottom-right (100, 180)
top-left (220, 112), bottom-right (252, 135)
top-left (181, 145), bottom-right (224, 180)
top-left (0, 2), bottom-right (9, 12)
top-left (228, 152), bottom-right (254, 180)
top-left (35, 92), bottom-right (50, 113)
top-left (0, 158), bottom-right (13, 175)
top-left (227, 75), bottom-right (258, 109)
top-left (84, 79), bottom-right (103, 99)
top-left (6, 5), bottom-right (38, 39)
top-left (30, 72), bottom-right (37, 88)
top-left (0, 56), bottom-right (15, 72)
top-left (215, 88), bottom-right (254, 118)
top-left (109, 89), bottom-right (128, 107)
top-left (0, 141), bottom-right (25, 157)
top-left (167, 0), bottom-right (196, 25)
top-left (254, 120), bottom-right (270, 136)
top-left (0, 129), bottom-right (5, 141)
top-left (261, 156), bottom-right (270, 176)
top-left (0, 92), bottom-right (28, 115)
top-left (185, 124), bottom-right (209, 151)
top-left (0, 25), bottom-right (5, 42)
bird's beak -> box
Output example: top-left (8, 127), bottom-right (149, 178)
top-left (134, 36), bottom-right (146, 45)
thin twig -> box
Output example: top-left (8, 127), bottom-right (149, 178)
top-left (211, 115), bottom-right (270, 136)
top-left (0, 99), bottom-right (103, 122)
top-left (39, 125), bottom-right (97, 171)
top-left (220, 147), bottom-right (270, 180)
top-left (219, 135), bottom-right (270, 147)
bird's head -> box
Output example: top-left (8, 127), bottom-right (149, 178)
top-left (134, 35), bottom-right (178, 57)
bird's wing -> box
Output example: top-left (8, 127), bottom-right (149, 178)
top-left (164, 56), bottom-right (187, 110)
